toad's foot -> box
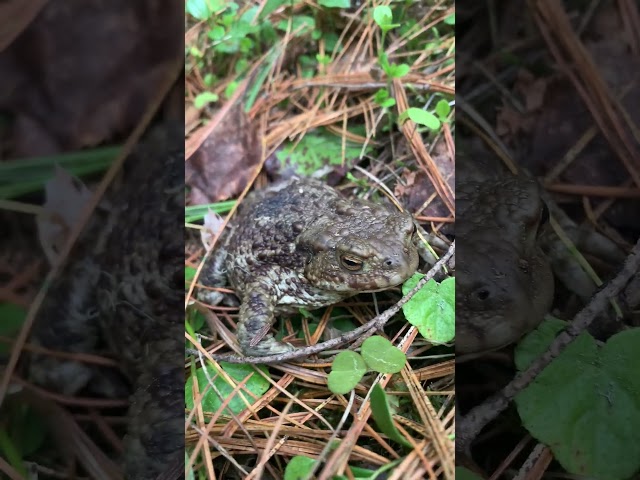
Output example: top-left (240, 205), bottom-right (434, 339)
top-left (236, 283), bottom-right (296, 357)
top-left (236, 326), bottom-right (296, 357)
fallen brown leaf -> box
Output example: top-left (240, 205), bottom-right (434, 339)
top-left (186, 103), bottom-right (262, 204)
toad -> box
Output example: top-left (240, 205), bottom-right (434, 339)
top-left (455, 151), bottom-right (555, 354)
top-left (455, 140), bottom-right (627, 355)
top-left (198, 177), bottom-right (420, 357)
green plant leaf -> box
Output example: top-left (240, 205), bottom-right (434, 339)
top-left (185, 361), bottom-right (270, 415)
top-left (327, 350), bottom-right (366, 395)
top-left (185, 266), bottom-right (197, 283)
top-left (7, 405), bottom-right (46, 457)
top-left (401, 107), bottom-right (441, 130)
top-left (323, 32), bottom-right (341, 52)
top-left (515, 326), bottom-right (640, 479)
top-left (0, 428), bottom-right (27, 477)
top-left (388, 63), bottom-right (410, 78)
top-left (274, 129), bottom-right (371, 175)
top-left (224, 80), bottom-right (240, 99)
top-left (0, 304), bottom-right (26, 354)
top-left (184, 200), bottom-right (235, 223)
top-left (444, 13), bottom-right (455, 25)
top-left (331, 316), bottom-right (357, 333)
top-left (373, 89), bottom-right (396, 108)
top-left (373, 5), bottom-right (392, 25)
top-left (194, 91), bottom-right (219, 109)
top-left (203, 73), bottom-right (215, 86)
top-left (261, 0), bottom-right (287, 18)
top-left (378, 52), bottom-right (390, 72)
top-left (185, 451), bottom-right (195, 480)
top-left (186, 307), bottom-right (206, 333)
top-left (514, 317), bottom-right (566, 370)
top-left (373, 5), bottom-right (400, 31)
top-left (315, 53), bottom-right (331, 64)
top-left (370, 383), bottom-right (412, 447)
top-left (402, 275), bottom-right (454, 344)
top-left (318, 0), bottom-right (350, 7)
top-left (186, 0), bottom-right (224, 20)
top-left (435, 99), bottom-right (451, 119)
top-left (0, 147), bottom-right (118, 199)
top-left (361, 336), bottom-right (406, 374)
top-left (284, 455), bottom-right (316, 480)
top-left (455, 467), bottom-right (483, 480)
top-left (277, 15), bottom-right (315, 35)
top-left (208, 25), bottom-right (226, 41)
top-left (349, 466), bottom-right (377, 478)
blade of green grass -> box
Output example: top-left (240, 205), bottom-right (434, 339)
top-left (185, 200), bottom-right (235, 223)
top-left (0, 146), bottom-right (120, 199)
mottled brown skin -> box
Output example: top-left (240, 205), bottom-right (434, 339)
top-left (200, 177), bottom-right (419, 356)
top-left (456, 151), bottom-right (555, 354)
top-left (27, 123), bottom-right (183, 479)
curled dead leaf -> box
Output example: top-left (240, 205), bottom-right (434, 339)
top-left (36, 166), bottom-right (94, 266)
top-left (186, 103), bottom-right (261, 203)
top-left (200, 209), bottom-right (225, 251)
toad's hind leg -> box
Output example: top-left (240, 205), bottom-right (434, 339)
top-left (236, 281), bottom-right (295, 357)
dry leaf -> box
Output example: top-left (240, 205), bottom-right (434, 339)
top-left (36, 165), bottom-right (94, 265)
top-left (186, 103), bottom-right (261, 203)
top-left (0, 0), bottom-right (182, 157)
top-left (200, 209), bottom-right (225, 251)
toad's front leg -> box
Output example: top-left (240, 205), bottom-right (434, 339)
top-left (236, 281), bottom-right (295, 357)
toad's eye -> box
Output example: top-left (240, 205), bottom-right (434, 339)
top-left (340, 254), bottom-right (364, 271)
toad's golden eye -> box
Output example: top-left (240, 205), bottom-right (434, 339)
top-left (340, 254), bottom-right (364, 271)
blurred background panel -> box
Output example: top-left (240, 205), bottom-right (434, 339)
top-left (0, 1), bottom-right (184, 479)
top-left (456, 1), bottom-right (640, 479)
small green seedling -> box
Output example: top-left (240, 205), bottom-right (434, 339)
top-left (398, 107), bottom-right (441, 131)
top-left (327, 336), bottom-right (406, 395)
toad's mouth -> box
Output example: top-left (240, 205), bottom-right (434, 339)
top-left (335, 270), bottom-right (417, 293)
top-left (354, 274), bottom-right (412, 292)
